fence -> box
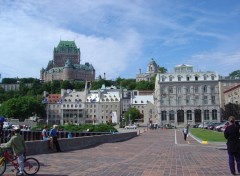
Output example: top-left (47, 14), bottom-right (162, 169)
top-left (0, 130), bottom-right (112, 143)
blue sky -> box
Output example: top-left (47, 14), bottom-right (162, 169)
top-left (0, 0), bottom-right (239, 80)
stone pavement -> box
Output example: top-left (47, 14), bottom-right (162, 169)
top-left (4, 128), bottom-right (231, 176)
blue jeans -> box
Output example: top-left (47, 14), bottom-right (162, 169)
top-left (18, 154), bottom-right (24, 174)
top-left (228, 150), bottom-right (240, 174)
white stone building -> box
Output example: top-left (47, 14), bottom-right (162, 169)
top-left (155, 64), bottom-right (221, 126)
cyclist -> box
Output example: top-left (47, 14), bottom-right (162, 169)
top-left (1, 127), bottom-right (26, 176)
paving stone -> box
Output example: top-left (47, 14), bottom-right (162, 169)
top-left (3, 128), bottom-right (231, 175)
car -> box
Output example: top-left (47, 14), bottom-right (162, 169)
top-left (198, 122), bottom-right (209, 129)
top-left (125, 125), bottom-right (137, 129)
top-left (208, 122), bottom-right (221, 130)
top-left (215, 121), bottom-right (229, 132)
top-left (221, 120), bottom-right (240, 132)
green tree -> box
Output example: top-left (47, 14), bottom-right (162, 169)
top-left (158, 67), bottom-right (168, 73)
top-left (0, 96), bottom-right (45, 121)
top-left (229, 70), bottom-right (240, 78)
top-left (222, 103), bottom-right (240, 120)
top-left (51, 80), bottom-right (61, 93)
top-left (124, 107), bottom-right (140, 124)
top-left (135, 80), bottom-right (154, 90)
top-left (61, 80), bottom-right (73, 90)
top-left (73, 81), bottom-right (86, 90)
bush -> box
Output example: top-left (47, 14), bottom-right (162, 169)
top-left (31, 123), bottom-right (118, 133)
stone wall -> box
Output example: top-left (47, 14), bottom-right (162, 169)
top-left (26, 132), bottom-right (137, 155)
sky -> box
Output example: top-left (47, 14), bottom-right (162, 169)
top-left (0, 0), bottom-right (240, 80)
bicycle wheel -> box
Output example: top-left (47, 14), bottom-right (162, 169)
top-left (0, 158), bottom-right (6, 175)
top-left (23, 157), bottom-right (40, 175)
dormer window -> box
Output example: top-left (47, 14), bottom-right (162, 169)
top-left (178, 76), bottom-right (181, 81)
top-left (211, 75), bottom-right (215, 80)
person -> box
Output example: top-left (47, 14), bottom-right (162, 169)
top-left (42, 125), bottom-right (49, 140)
top-left (1, 128), bottom-right (26, 176)
top-left (224, 116), bottom-right (240, 175)
top-left (182, 125), bottom-right (188, 141)
top-left (49, 125), bottom-right (62, 152)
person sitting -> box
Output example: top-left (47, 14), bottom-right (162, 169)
top-left (42, 125), bottom-right (49, 141)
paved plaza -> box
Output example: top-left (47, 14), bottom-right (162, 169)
top-left (5, 128), bottom-right (232, 176)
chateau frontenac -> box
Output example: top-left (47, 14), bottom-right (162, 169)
top-left (40, 40), bottom-right (95, 82)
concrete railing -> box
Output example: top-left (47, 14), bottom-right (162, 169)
top-left (26, 132), bottom-right (138, 155)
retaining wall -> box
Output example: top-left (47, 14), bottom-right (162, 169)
top-left (26, 132), bottom-right (137, 155)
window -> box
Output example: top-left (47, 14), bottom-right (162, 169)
top-left (187, 110), bottom-right (192, 121)
top-left (203, 96), bottom-right (208, 105)
top-left (169, 110), bottom-right (174, 121)
top-left (177, 96), bottom-right (182, 106)
top-left (186, 96), bottom-right (190, 105)
top-left (186, 76), bottom-right (190, 81)
top-left (194, 96), bottom-right (199, 105)
top-left (169, 96), bottom-right (174, 106)
top-left (211, 75), bottom-right (215, 80)
top-left (212, 109), bottom-right (217, 120)
top-left (178, 76), bottom-right (181, 81)
top-left (210, 86), bottom-right (215, 93)
top-left (195, 76), bottom-right (198, 81)
top-left (162, 77), bottom-right (165, 82)
top-left (161, 111), bottom-right (167, 121)
top-left (169, 87), bottom-right (173, 93)
top-left (186, 87), bottom-right (190, 94)
top-left (177, 87), bottom-right (181, 94)
top-left (161, 97), bottom-right (167, 105)
top-left (204, 110), bottom-right (209, 120)
top-left (203, 85), bottom-right (207, 93)
top-left (203, 75), bottom-right (207, 80)
top-left (211, 96), bottom-right (216, 104)
top-left (169, 76), bottom-right (173, 81)
top-left (194, 86), bottom-right (198, 93)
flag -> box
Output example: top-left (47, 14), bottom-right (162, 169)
top-left (41, 97), bottom-right (48, 104)
top-left (57, 98), bottom-right (63, 104)
top-left (90, 98), bottom-right (96, 103)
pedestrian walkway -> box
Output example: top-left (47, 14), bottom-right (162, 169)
top-left (5, 128), bottom-right (230, 176)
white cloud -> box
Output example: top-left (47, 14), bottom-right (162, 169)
top-left (0, 0), bottom-right (240, 80)
top-left (187, 51), bottom-right (240, 76)
top-left (0, 2), bottom-right (143, 79)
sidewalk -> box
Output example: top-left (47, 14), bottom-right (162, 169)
top-left (5, 128), bottom-right (230, 176)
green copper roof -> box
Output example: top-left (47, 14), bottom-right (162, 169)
top-left (54, 40), bottom-right (80, 53)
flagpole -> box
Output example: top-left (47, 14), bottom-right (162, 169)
top-left (47, 103), bottom-right (49, 125)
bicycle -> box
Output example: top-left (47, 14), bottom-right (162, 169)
top-left (0, 147), bottom-right (40, 175)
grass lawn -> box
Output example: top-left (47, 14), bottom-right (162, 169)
top-left (189, 128), bottom-right (227, 142)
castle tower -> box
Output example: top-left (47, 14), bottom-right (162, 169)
top-left (147, 58), bottom-right (158, 74)
top-left (53, 40), bottom-right (80, 68)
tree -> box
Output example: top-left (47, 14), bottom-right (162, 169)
top-left (222, 103), bottom-right (240, 120)
top-left (135, 80), bottom-right (154, 90)
top-left (0, 96), bottom-right (45, 121)
top-left (158, 67), bottom-right (168, 73)
top-left (61, 80), bottom-right (74, 90)
top-left (124, 107), bottom-right (141, 124)
top-left (229, 70), bottom-right (240, 78)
